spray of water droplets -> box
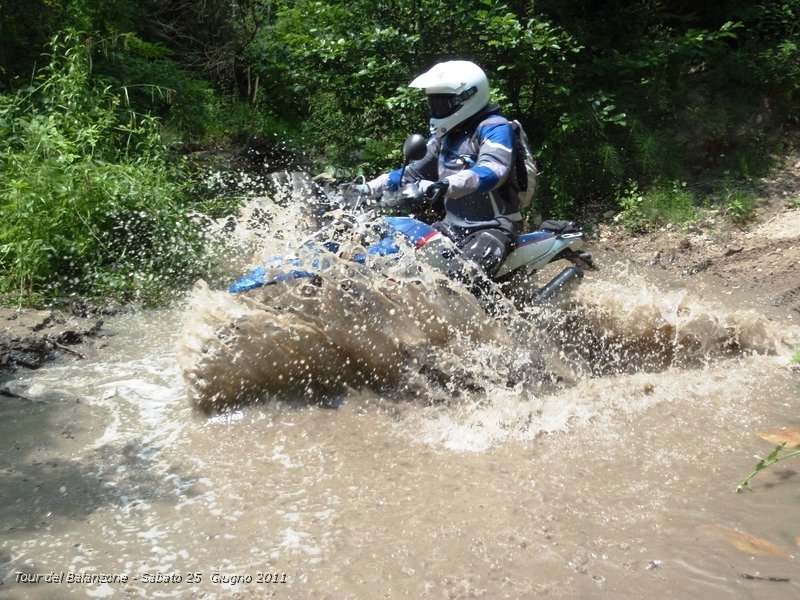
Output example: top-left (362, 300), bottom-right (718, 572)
top-left (179, 171), bottom-right (795, 430)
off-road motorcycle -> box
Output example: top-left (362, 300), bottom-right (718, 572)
top-left (229, 135), bottom-right (595, 306)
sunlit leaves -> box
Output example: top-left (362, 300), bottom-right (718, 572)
top-left (0, 31), bottom-right (206, 305)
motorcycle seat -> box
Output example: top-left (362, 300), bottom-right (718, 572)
top-left (539, 220), bottom-right (582, 234)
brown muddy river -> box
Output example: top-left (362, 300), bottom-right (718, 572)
top-left (1, 192), bottom-right (799, 599)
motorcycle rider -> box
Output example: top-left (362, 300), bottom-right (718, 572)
top-left (358, 60), bottom-right (522, 277)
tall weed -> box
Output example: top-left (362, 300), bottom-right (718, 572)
top-left (0, 31), bottom-right (206, 305)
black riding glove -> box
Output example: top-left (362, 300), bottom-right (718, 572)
top-left (425, 180), bottom-right (449, 202)
top-left (425, 180), bottom-right (449, 214)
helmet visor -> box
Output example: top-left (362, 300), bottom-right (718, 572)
top-left (427, 94), bottom-right (462, 119)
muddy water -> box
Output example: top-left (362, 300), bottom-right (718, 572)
top-left (2, 199), bottom-right (800, 599)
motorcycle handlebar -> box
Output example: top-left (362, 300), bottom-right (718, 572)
top-left (331, 180), bottom-right (434, 212)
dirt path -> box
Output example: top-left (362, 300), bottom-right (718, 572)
top-left (596, 155), bottom-right (800, 315)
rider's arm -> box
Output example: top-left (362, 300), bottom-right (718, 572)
top-left (445, 121), bottom-right (513, 199)
top-left (367, 137), bottom-right (440, 194)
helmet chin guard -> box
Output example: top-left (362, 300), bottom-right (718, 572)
top-left (409, 60), bottom-right (490, 138)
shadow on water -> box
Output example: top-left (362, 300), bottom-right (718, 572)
top-left (0, 391), bottom-right (200, 583)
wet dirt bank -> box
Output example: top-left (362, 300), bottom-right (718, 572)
top-left (597, 154), bottom-right (800, 316)
top-left (0, 308), bottom-right (103, 372)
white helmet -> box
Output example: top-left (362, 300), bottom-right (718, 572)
top-left (409, 60), bottom-right (490, 138)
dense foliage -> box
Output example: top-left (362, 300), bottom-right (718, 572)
top-left (0, 32), bottom-right (207, 304)
top-left (1, 0), bottom-right (799, 303)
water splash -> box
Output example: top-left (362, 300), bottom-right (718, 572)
top-left (179, 181), bottom-right (794, 420)
top-left (554, 271), bottom-right (792, 376)
top-left (179, 270), bottom-right (510, 412)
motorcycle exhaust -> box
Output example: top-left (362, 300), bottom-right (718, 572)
top-left (533, 266), bottom-right (584, 303)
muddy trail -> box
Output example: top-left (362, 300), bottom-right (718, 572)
top-left (600, 154), bottom-right (800, 317)
top-left (1, 168), bottom-right (799, 600)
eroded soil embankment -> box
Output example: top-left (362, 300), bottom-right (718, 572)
top-left (596, 155), bottom-right (800, 315)
top-left (0, 308), bottom-right (102, 371)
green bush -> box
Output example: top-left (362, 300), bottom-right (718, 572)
top-left (0, 32), bottom-right (207, 306)
top-left (616, 180), bottom-right (696, 233)
top-left (4, 1), bottom-right (800, 224)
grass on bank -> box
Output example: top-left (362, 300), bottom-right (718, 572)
top-left (613, 173), bottom-right (772, 234)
